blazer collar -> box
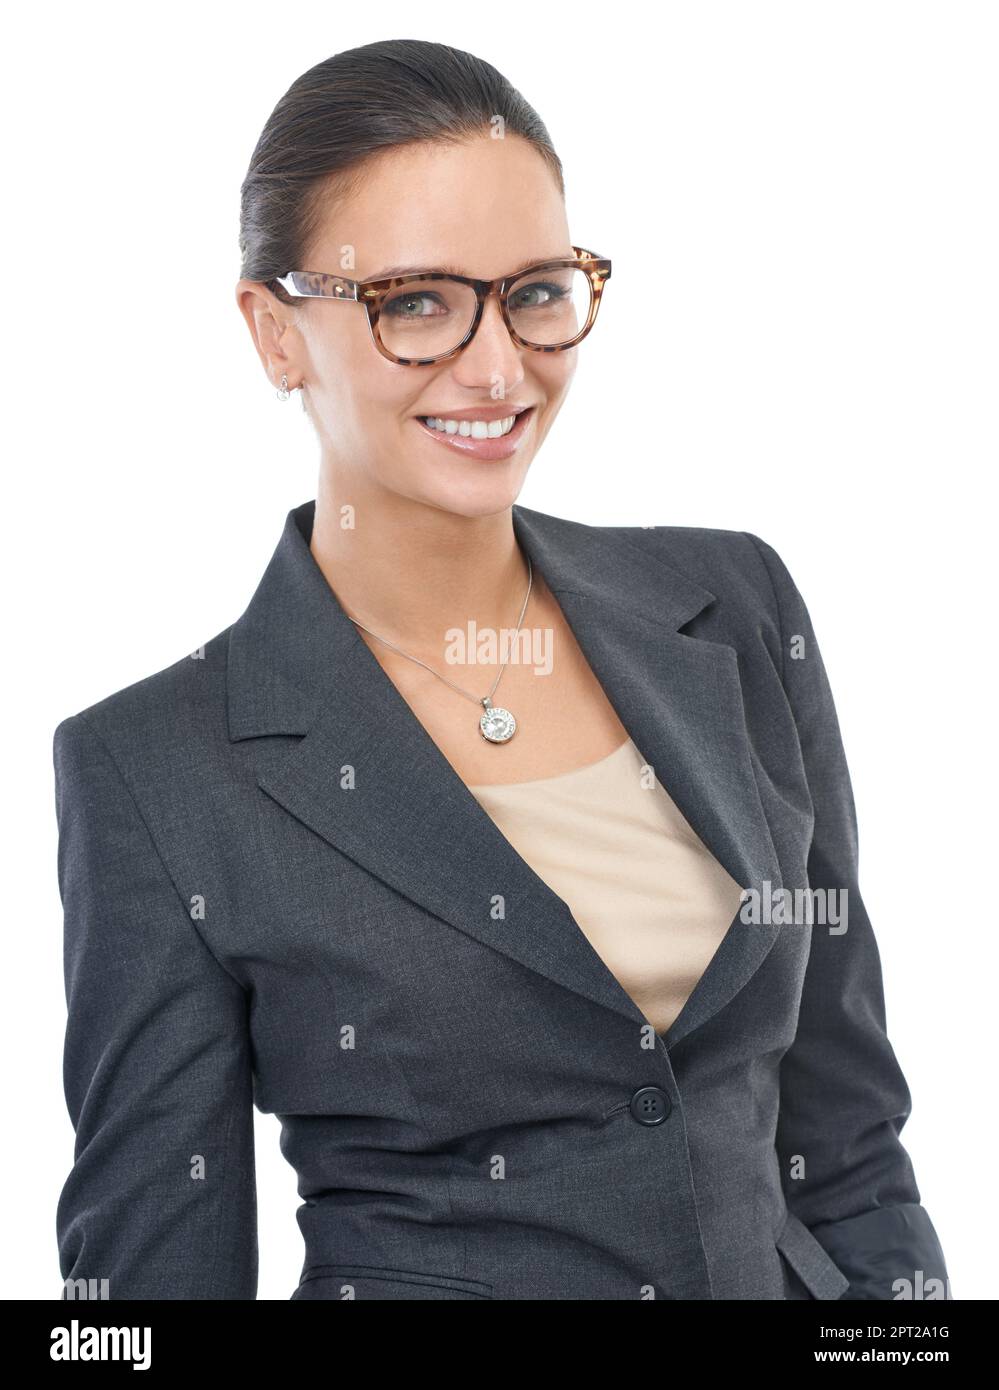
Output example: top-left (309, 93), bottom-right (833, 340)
top-left (227, 499), bottom-right (784, 1050)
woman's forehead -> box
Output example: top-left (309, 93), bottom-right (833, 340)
top-left (306, 137), bottom-right (568, 276)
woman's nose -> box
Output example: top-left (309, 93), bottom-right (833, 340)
top-left (454, 293), bottom-right (525, 386)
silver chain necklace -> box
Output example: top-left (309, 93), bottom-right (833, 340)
top-left (345, 554), bottom-right (533, 744)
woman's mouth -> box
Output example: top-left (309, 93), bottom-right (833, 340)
top-left (414, 407), bottom-right (536, 460)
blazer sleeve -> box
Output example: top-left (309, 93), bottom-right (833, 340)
top-left (53, 712), bottom-right (258, 1300)
top-left (744, 534), bottom-right (950, 1301)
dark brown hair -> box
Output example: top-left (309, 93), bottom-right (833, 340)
top-left (238, 39), bottom-right (565, 305)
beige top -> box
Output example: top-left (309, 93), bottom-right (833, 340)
top-left (468, 736), bottom-right (744, 1036)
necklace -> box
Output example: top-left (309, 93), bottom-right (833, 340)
top-left (345, 554), bottom-right (533, 744)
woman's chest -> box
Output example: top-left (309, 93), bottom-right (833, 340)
top-left (352, 589), bottom-right (632, 787)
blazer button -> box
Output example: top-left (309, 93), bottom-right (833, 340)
top-left (630, 1086), bottom-right (672, 1126)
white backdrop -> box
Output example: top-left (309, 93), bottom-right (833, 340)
top-left (4, 0), bottom-right (994, 1301)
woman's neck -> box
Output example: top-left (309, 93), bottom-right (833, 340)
top-left (308, 476), bottom-right (534, 657)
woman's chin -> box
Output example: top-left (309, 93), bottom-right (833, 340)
top-left (388, 460), bottom-right (534, 519)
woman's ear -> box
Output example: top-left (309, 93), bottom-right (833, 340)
top-left (234, 278), bottom-right (303, 391)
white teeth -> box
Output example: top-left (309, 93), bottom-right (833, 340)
top-left (423, 414), bottom-right (519, 438)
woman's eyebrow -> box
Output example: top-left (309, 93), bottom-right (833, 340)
top-left (364, 254), bottom-right (568, 280)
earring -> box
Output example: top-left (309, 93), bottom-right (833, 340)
top-left (276, 373), bottom-right (290, 401)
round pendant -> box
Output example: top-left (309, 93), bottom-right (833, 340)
top-left (480, 705), bottom-right (517, 743)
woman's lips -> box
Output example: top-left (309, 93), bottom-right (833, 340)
top-left (413, 407), bottom-right (535, 460)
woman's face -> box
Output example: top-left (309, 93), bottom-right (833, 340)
top-left (249, 134), bottom-right (578, 518)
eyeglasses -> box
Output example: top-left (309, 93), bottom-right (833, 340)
top-left (272, 245), bottom-right (611, 366)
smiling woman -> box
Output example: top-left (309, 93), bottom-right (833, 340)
top-left (52, 38), bottom-right (950, 1304)
top-left (236, 103), bottom-right (593, 522)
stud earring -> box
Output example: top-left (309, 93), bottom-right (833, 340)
top-left (276, 373), bottom-right (290, 401)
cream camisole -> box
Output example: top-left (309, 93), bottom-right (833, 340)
top-left (467, 735), bottom-right (745, 1037)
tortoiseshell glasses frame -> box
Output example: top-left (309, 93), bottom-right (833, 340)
top-left (272, 245), bottom-right (612, 366)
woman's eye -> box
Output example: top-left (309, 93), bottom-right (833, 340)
top-left (385, 292), bottom-right (445, 318)
top-left (510, 281), bottom-right (565, 309)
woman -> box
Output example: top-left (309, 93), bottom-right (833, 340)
top-left (54, 39), bottom-right (949, 1301)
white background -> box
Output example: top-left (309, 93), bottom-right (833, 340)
top-left (3, 0), bottom-right (995, 1300)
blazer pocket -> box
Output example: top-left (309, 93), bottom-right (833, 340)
top-left (291, 1264), bottom-right (493, 1301)
top-left (775, 1211), bottom-right (851, 1300)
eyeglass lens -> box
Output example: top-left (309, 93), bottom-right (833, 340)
top-left (377, 266), bottom-right (593, 358)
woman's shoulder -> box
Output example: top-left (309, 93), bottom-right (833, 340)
top-left (516, 504), bottom-right (790, 604)
top-left (52, 624), bottom-right (234, 784)
top-left (606, 520), bottom-right (791, 611)
top-left (514, 504), bottom-right (800, 655)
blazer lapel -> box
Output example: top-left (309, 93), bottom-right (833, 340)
top-left (228, 500), bottom-right (784, 1050)
top-left (511, 509), bottom-right (785, 1049)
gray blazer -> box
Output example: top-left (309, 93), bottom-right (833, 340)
top-left (53, 499), bottom-right (950, 1301)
